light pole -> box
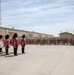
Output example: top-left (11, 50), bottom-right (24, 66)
top-left (0, 1), bottom-right (2, 27)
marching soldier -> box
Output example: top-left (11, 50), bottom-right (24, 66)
top-left (0, 35), bottom-right (4, 53)
top-left (21, 35), bottom-right (26, 54)
top-left (4, 35), bottom-right (10, 55)
top-left (12, 33), bottom-right (18, 56)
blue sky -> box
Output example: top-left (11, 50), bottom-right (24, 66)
top-left (1, 0), bottom-right (74, 36)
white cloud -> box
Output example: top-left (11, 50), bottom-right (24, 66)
top-left (1, 0), bottom-right (74, 36)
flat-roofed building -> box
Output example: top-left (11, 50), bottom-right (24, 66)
top-left (0, 27), bottom-right (54, 40)
top-left (59, 32), bottom-right (74, 40)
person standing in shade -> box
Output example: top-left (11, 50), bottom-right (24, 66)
top-left (12, 33), bottom-right (18, 56)
top-left (0, 35), bottom-right (4, 53)
top-left (4, 35), bottom-right (10, 55)
top-left (21, 35), bottom-right (26, 54)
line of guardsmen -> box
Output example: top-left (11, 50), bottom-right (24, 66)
top-left (0, 33), bottom-right (26, 56)
top-left (26, 38), bottom-right (74, 45)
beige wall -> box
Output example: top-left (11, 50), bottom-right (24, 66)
top-left (0, 27), bottom-right (54, 39)
top-left (60, 33), bottom-right (74, 40)
top-left (0, 28), bottom-right (2, 34)
top-left (2, 29), bottom-right (6, 35)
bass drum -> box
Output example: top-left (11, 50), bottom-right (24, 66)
top-left (0, 40), bottom-right (4, 48)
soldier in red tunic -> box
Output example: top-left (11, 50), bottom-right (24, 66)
top-left (4, 35), bottom-right (10, 55)
top-left (12, 33), bottom-right (18, 56)
top-left (21, 35), bottom-right (26, 54)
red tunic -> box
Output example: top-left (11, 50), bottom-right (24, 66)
top-left (4, 39), bottom-right (10, 48)
top-left (12, 38), bottom-right (18, 47)
top-left (21, 39), bottom-right (26, 47)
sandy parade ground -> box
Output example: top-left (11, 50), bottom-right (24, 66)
top-left (0, 45), bottom-right (74, 75)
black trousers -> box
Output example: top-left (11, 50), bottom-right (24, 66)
top-left (22, 47), bottom-right (25, 53)
top-left (5, 48), bottom-right (9, 55)
top-left (0, 48), bottom-right (2, 53)
top-left (14, 47), bottom-right (18, 56)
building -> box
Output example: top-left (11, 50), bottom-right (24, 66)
top-left (59, 32), bottom-right (74, 40)
top-left (0, 27), bottom-right (54, 40)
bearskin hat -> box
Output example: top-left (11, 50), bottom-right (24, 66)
top-left (13, 33), bottom-right (18, 39)
top-left (22, 35), bottom-right (25, 38)
top-left (0, 35), bottom-right (2, 39)
top-left (5, 35), bottom-right (9, 39)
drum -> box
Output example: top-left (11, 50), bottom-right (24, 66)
top-left (0, 40), bottom-right (4, 48)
